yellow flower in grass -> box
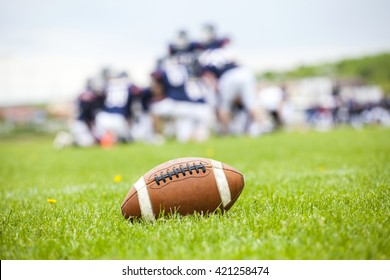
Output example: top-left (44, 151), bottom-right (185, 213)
top-left (114, 175), bottom-right (122, 183)
top-left (319, 166), bottom-right (327, 172)
top-left (47, 199), bottom-right (57, 204)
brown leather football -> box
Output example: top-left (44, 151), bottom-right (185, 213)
top-left (121, 157), bottom-right (244, 221)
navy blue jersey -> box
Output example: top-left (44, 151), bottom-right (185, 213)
top-left (201, 62), bottom-right (237, 78)
top-left (103, 78), bottom-right (138, 118)
top-left (199, 48), bottom-right (238, 78)
top-left (169, 41), bottom-right (202, 56)
top-left (200, 37), bottom-right (230, 50)
top-left (152, 64), bottom-right (206, 103)
top-left (76, 89), bottom-right (103, 124)
top-left (137, 87), bottom-right (153, 112)
top-left (168, 42), bottom-right (203, 77)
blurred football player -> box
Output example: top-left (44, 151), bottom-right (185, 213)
top-left (256, 84), bottom-right (287, 130)
top-left (168, 29), bottom-right (203, 76)
top-left (95, 71), bottom-right (139, 144)
top-left (54, 78), bottom-right (104, 149)
top-left (199, 48), bottom-right (266, 136)
top-left (71, 79), bottom-right (105, 147)
top-left (149, 58), bottom-right (214, 143)
top-left (129, 87), bottom-right (155, 142)
top-left (200, 23), bottom-right (230, 50)
top-left (169, 30), bottom-right (200, 56)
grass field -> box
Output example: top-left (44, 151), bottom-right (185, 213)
top-left (0, 127), bottom-right (389, 260)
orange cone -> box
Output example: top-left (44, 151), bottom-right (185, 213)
top-left (100, 131), bottom-right (114, 148)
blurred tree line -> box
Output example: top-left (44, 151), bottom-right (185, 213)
top-left (258, 52), bottom-right (390, 95)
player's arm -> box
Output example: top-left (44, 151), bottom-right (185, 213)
top-left (150, 71), bottom-right (166, 101)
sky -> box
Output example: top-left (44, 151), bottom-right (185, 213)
top-left (0, 0), bottom-right (389, 105)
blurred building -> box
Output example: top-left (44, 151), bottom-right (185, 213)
top-left (0, 102), bottom-right (74, 135)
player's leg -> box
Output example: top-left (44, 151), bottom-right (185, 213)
top-left (95, 111), bottom-right (115, 143)
top-left (131, 112), bottom-right (154, 142)
top-left (191, 102), bottom-right (214, 142)
top-left (171, 101), bottom-right (194, 143)
top-left (217, 70), bottom-right (239, 134)
top-left (95, 112), bottom-right (131, 143)
top-left (149, 98), bottom-right (176, 143)
top-left (175, 116), bottom-right (193, 143)
top-left (238, 68), bottom-right (270, 136)
top-left (70, 119), bottom-right (96, 147)
top-left (112, 115), bottom-right (132, 142)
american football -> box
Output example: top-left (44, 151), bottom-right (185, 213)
top-left (121, 157), bottom-right (244, 221)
